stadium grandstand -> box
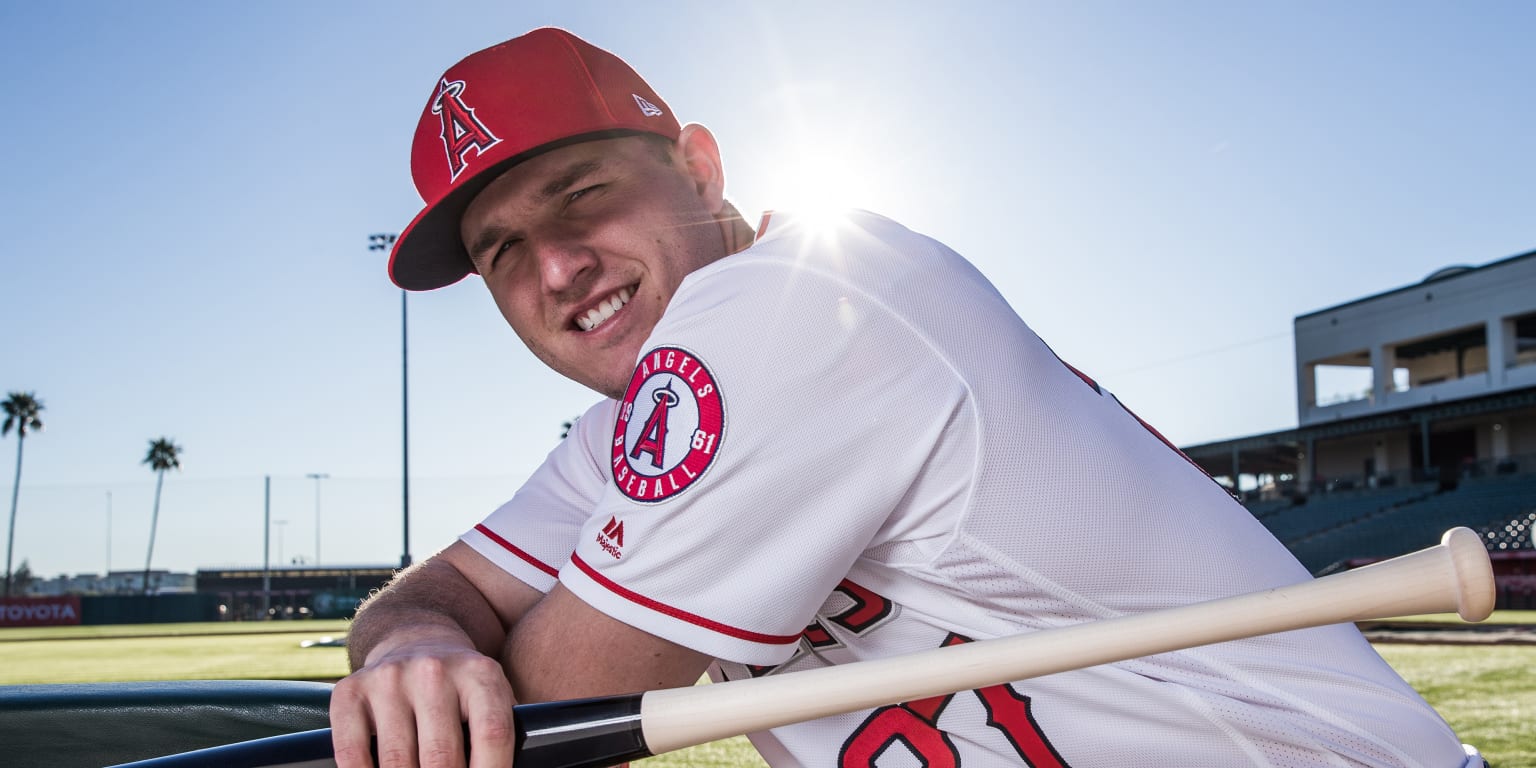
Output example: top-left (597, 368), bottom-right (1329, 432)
top-left (1182, 248), bottom-right (1536, 607)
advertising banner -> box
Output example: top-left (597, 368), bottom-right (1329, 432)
top-left (0, 595), bottom-right (83, 627)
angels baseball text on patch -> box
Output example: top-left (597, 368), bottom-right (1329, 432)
top-left (612, 346), bottom-right (724, 503)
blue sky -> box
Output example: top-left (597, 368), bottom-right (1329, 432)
top-left (2, 1), bottom-right (1532, 577)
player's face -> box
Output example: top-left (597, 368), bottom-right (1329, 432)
top-left (460, 134), bottom-right (730, 399)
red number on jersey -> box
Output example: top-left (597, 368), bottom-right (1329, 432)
top-left (824, 579), bottom-right (895, 634)
top-left (838, 634), bottom-right (1071, 767)
top-left (839, 694), bottom-right (961, 768)
top-left (744, 579), bottom-right (897, 678)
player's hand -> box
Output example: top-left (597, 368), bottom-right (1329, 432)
top-left (330, 630), bottom-right (516, 768)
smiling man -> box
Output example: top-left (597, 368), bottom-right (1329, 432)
top-left (330, 27), bottom-right (1483, 768)
top-left (457, 131), bottom-right (750, 400)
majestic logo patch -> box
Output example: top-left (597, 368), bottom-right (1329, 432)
top-left (612, 346), bottom-right (724, 503)
top-left (431, 78), bottom-right (502, 181)
top-left (597, 516), bottom-right (625, 559)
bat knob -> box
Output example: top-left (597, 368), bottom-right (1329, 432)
top-left (1442, 527), bottom-right (1496, 622)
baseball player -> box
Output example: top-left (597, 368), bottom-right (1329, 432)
top-left (331, 28), bottom-right (1485, 768)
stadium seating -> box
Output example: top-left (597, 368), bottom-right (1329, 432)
top-left (1251, 472), bottom-right (1536, 573)
top-left (1250, 483), bottom-right (1438, 544)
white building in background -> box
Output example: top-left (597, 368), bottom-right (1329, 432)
top-left (1186, 248), bottom-right (1536, 493)
top-left (1296, 254), bottom-right (1536, 426)
top-left (1293, 252), bottom-right (1536, 486)
top-left (28, 570), bottom-right (195, 596)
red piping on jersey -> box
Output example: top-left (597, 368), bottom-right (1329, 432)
top-left (756, 211), bottom-right (774, 238)
top-left (474, 524), bottom-right (559, 578)
top-left (570, 552), bottom-right (800, 645)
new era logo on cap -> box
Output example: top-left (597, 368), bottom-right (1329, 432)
top-left (633, 94), bottom-right (664, 117)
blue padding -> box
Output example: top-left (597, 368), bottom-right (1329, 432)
top-left (0, 680), bottom-right (333, 768)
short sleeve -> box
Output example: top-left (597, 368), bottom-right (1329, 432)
top-left (461, 399), bottom-right (617, 592)
top-left (559, 249), bottom-right (968, 665)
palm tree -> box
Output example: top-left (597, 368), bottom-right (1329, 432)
top-left (141, 437), bottom-right (183, 595)
top-left (10, 559), bottom-right (34, 595)
top-left (3, 392), bottom-right (44, 598)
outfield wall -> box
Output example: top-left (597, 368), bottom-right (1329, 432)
top-left (78, 593), bottom-right (221, 625)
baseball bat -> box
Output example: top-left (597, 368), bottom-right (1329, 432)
top-left (110, 527), bottom-right (1495, 768)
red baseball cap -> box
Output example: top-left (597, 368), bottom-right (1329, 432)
top-left (388, 28), bottom-right (682, 291)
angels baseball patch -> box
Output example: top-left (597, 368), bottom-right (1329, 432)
top-left (612, 346), bottom-right (725, 503)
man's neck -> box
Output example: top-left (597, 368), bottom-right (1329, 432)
top-left (717, 200), bottom-right (756, 255)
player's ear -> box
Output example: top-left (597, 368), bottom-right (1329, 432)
top-left (676, 123), bottom-right (726, 214)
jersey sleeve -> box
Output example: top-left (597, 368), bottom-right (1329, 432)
top-left (559, 238), bottom-right (970, 666)
top-left (461, 399), bottom-right (617, 592)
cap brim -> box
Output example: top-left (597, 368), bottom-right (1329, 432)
top-left (387, 129), bottom-right (667, 291)
top-left (388, 174), bottom-right (492, 291)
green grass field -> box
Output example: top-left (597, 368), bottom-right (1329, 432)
top-left (1, 618), bottom-right (1529, 767)
top-left (1377, 644), bottom-right (1535, 767)
top-left (0, 622), bottom-right (351, 683)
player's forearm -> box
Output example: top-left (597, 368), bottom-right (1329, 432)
top-left (347, 555), bottom-right (508, 671)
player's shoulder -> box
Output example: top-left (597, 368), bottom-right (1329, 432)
top-left (753, 207), bottom-right (913, 239)
top-left (678, 208), bottom-right (951, 297)
top-left (750, 208), bottom-right (938, 260)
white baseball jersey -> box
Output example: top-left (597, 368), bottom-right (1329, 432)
top-left (464, 210), bottom-right (1467, 767)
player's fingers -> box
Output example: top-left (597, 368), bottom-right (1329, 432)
top-left (405, 658), bottom-right (473, 768)
top-left (366, 674), bottom-right (423, 768)
top-left (373, 709), bottom-right (422, 768)
top-left (459, 659), bottom-right (516, 768)
top-left (330, 678), bottom-right (380, 768)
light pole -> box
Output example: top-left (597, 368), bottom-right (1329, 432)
top-left (262, 475), bottom-right (271, 619)
top-left (105, 491), bottom-right (112, 576)
top-left (368, 232), bottom-right (411, 568)
top-left (306, 472), bottom-right (329, 565)
top-left (273, 519), bottom-right (288, 567)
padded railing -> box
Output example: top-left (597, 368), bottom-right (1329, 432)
top-left (0, 679), bottom-right (332, 768)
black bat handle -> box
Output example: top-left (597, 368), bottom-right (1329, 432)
top-left (105, 694), bottom-right (653, 768)
top-left (514, 693), bottom-right (652, 768)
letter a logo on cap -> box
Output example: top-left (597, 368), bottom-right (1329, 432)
top-left (432, 78), bottom-right (502, 181)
